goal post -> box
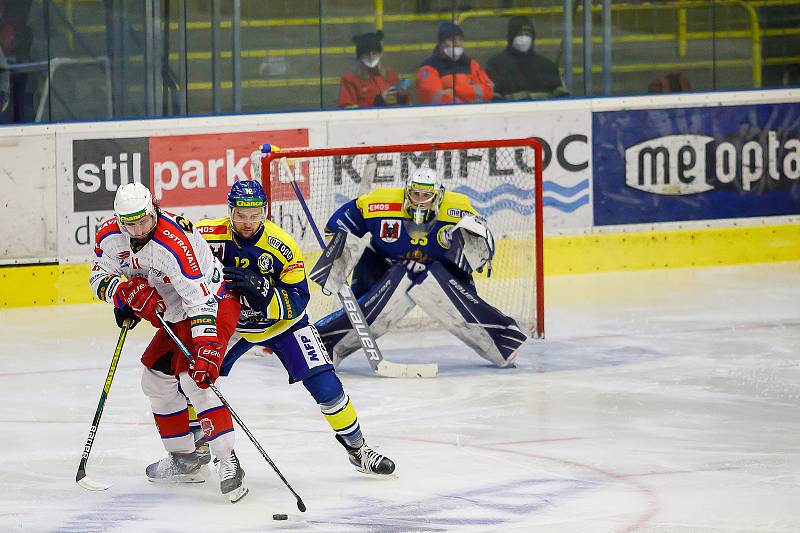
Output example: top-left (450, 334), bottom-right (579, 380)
top-left (255, 138), bottom-right (544, 339)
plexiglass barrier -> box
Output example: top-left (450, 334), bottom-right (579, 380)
top-left (0, 0), bottom-right (797, 124)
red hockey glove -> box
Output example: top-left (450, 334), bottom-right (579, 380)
top-left (191, 342), bottom-right (222, 389)
top-left (116, 278), bottom-right (164, 327)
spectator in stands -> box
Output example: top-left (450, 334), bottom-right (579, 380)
top-left (338, 30), bottom-right (410, 108)
top-left (486, 15), bottom-right (568, 101)
top-left (0, 0), bottom-right (33, 123)
top-left (416, 21), bottom-right (493, 105)
top-left (647, 72), bottom-right (692, 93)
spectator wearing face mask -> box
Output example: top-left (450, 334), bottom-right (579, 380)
top-left (486, 15), bottom-right (568, 101)
top-left (338, 30), bottom-right (410, 108)
top-left (416, 21), bottom-right (493, 105)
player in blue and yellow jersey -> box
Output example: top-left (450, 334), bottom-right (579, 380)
top-left (196, 180), bottom-right (395, 476)
top-left (312, 167), bottom-right (528, 368)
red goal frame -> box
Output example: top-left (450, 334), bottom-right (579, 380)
top-left (262, 137), bottom-right (544, 338)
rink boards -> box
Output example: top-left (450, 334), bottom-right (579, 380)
top-left (0, 89), bottom-right (799, 306)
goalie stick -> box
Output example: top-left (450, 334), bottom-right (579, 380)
top-left (156, 313), bottom-right (307, 512)
top-left (272, 153), bottom-right (438, 379)
top-left (76, 318), bottom-right (131, 491)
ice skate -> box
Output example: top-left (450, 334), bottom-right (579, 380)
top-left (336, 434), bottom-right (395, 475)
top-left (192, 429), bottom-right (212, 466)
top-left (214, 450), bottom-right (249, 503)
top-left (145, 451), bottom-right (206, 483)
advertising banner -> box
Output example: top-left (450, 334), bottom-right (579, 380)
top-left (593, 102), bottom-right (800, 225)
top-left (59, 128), bottom-right (311, 260)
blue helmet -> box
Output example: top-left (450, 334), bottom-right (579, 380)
top-left (227, 180), bottom-right (267, 210)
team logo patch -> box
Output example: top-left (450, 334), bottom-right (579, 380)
top-left (447, 208), bottom-right (464, 218)
top-left (437, 225), bottom-right (454, 249)
top-left (199, 417), bottom-right (214, 437)
top-left (209, 242), bottom-right (224, 258)
top-left (379, 220), bottom-right (402, 243)
top-left (258, 253), bottom-right (274, 274)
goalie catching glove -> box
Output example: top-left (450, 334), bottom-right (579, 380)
top-left (447, 214), bottom-right (495, 275)
top-left (223, 267), bottom-right (273, 315)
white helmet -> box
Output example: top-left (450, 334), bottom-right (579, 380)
top-left (404, 167), bottom-right (444, 224)
top-left (114, 182), bottom-right (157, 235)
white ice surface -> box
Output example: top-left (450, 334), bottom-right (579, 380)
top-left (1, 263), bottom-right (799, 533)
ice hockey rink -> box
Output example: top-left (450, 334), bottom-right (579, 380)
top-left (1, 262), bottom-right (798, 533)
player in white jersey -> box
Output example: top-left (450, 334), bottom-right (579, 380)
top-left (89, 182), bottom-right (248, 502)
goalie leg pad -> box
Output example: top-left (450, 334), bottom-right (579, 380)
top-left (314, 263), bottom-right (415, 364)
top-left (408, 262), bottom-right (527, 367)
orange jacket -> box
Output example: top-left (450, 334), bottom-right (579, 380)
top-left (338, 63), bottom-right (410, 108)
top-left (416, 54), bottom-right (493, 105)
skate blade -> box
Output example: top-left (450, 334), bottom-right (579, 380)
top-left (147, 472), bottom-right (206, 484)
top-left (226, 484), bottom-right (249, 503)
top-left (353, 465), bottom-right (396, 477)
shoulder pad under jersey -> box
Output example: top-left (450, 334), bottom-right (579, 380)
top-left (151, 215), bottom-right (203, 280)
top-left (437, 191), bottom-right (477, 223)
top-left (95, 217), bottom-right (122, 246)
top-left (196, 216), bottom-right (233, 241)
top-left (356, 188), bottom-right (407, 219)
top-left (258, 220), bottom-right (303, 264)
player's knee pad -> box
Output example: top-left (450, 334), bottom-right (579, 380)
top-left (409, 262), bottom-right (528, 367)
top-left (314, 263), bottom-right (415, 363)
top-left (301, 368), bottom-right (344, 405)
top-left (141, 367), bottom-right (179, 400)
top-left (141, 368), bottom-right (188, 421)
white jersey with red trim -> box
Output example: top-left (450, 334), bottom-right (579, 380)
top-left (89, 211), bottom-right (224, 342)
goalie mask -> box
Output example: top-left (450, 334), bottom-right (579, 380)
top-left (228, 180), bottom-right (267, 238)
top-left (114, 182), bottom-right (157, 239)
top-left (404, 167), bottom-right (444, 225)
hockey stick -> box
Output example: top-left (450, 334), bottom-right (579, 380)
top-left (76, 318), bottom-right (132, 491)
top-left (279, 158), bottom-right (438, 378)
top-left (156, 314), bottom-right (306, 512)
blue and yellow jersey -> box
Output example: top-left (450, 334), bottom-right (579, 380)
top-left (324, 188), bottom-right (477, 266)
top-left (197, 216), bottom-right (309, 343)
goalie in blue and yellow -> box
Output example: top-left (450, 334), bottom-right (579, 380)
top-left (196, 180), bottom-right (395, 476)
top-left (312, 167), bottom-right (528, 368)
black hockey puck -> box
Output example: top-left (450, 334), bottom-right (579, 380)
top-left (273, 513), bottom-right (288, 521)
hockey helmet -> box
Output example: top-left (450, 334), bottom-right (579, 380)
top-left (228, 179), bottom-right (267, 210)
top-left (228, 180), bottom-right (267, 237)
top-left (404, 167), bottom-right (444, 224)
top-left (114, 182), bottom-right (157, 237)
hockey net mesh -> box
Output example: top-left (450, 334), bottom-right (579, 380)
top-left (257, 140), bottom-right (543, 336)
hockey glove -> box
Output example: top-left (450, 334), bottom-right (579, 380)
top-left (223, 267), bottom-right (273, 314)
top-left (450, 215), bottom-right (495, 275)
top-left (190, 342), bottom-right (222, 389)
top-left (116, 277), bottom-right (164, 327)
top-left (114, 305), bottom-right (141, 330)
